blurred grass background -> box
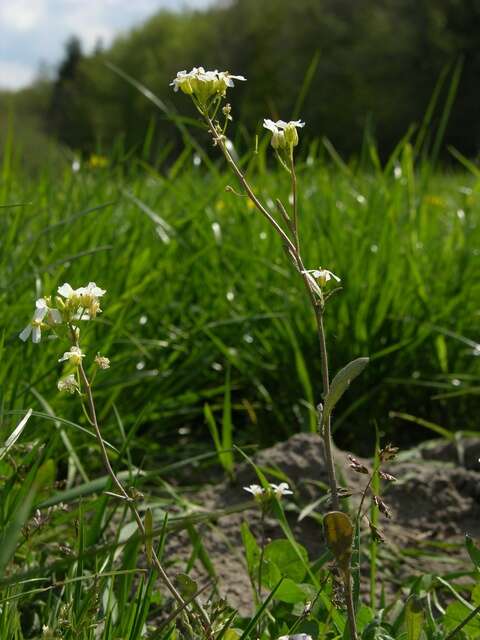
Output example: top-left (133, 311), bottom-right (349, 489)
top-left (1, 127), bottom-right (478, 459)
top-left (0, 0), bottom-right (479, 461)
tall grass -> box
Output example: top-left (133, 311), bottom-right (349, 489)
top-left (1, 112), bottom-right (479, 637)
top-left (1, 136), bottom-right (478, 458)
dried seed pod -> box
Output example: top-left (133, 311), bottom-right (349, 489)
top-left (379, 470), bottom-right (397, 482)
top-left (380, 443), bottom-right (399, 462)
top-left (373, 495), bottom-right (392, 519)
top-left (348, 455), bottom-right (369, 474)
top-left (369, 520), bottom-right (386, 543)
top-left (337, 487), bottom-right (353, 498)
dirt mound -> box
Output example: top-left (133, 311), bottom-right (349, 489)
top-left (165, 434), bottom-right (480, 614)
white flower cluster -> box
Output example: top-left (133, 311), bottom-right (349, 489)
top-left (263, 119), bottom-right (305, 150)
top-left (244, 482), bottom-right (293, 502)
top-left (19, 282), bottom-right (110, 395)
top-left (57, 374), bottom-right (79, 394)
top-left (57, 282), bottom-right (106, 321)
top-left (19, 298), bottom-right (62, 344)
top-left (171, 67), bottom-right (246, 104)
top-left (302, 268), bottom-right (341, 294)
top-left (19, 282), bottom-right (106, 344)
top-left (58, 346), bottom-right (85, 366)
top-left (95, 354), bottom-right (110, 370)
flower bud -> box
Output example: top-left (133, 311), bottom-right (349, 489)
top-left (284, 122), bottom-right (299, 147)
top-left (271, 130), bottom-right (286, 150)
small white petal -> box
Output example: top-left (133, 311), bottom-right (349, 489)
top-left (263, 118), bottom-right (279, 133)
top-left (58, 283), bottom-right (75, 298)
top-left (34, 307), bottom-right (48, 322)
top-left (243, 484), bottom-right (264, 496)
top-left (19, 326), bottom-right (32, 342)
top-left (32, 326), bottom-right (41, 343)
top-left (49, 309), bottom-right (62, 324)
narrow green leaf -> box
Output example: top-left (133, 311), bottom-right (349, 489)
top-left (466, 535), bottom-right (480, 570)
top-left (323, 357), bottom-right (369, 422)
top-left (240, 521), bottom-right (260, 577)
top-left (0, 408), bottom-right (32, 460)
top-left (145, 508), bottom-right (153, 565)
top-left (405, 595), bottom-right (424, 640)
top-left (0, 459), bottom-right (54, 575)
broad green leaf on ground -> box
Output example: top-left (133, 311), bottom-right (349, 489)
top-left (263, 538), bottom-right (308, 582)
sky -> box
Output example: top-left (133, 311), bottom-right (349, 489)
top-left (0, 0), bottom-right (213, 90)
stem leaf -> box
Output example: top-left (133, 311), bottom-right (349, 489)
top-left (323, 357), bottom-right (369, 422)
top-left (405, 595), bottom-right (424, 640)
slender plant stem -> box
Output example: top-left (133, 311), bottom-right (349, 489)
top-left (343, 570), bottom-right (358, 640)
top-left (289, 153), bottom-right (299, 253)
top-left (207, 116), bottom-right (339, 509)
top-left (205, 116), bottom-right (296, 255)
top-left (316, 310), bottom-right (339, 511)
top-left (75, 357), bottom-right (211, 632)
top-left (257, 506), bottom-right (267, 637)
top-left (203, 112), bottom-right (350, 634)
top-left (257, 507), bottom-right (266, 598)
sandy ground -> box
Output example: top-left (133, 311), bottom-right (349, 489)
top-left (165, 434), bottom-right (480, 615)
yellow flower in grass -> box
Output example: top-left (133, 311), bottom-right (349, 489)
top-left (424, 195), bottom-right (444, 207)
top-left (87, 154), bottom-right (108, 169)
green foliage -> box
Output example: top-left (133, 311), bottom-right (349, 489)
top-left (2, 0), bottom-right (480, 161)
top-left (0, 105), bottom-right (479, 636)
top-left (1, 145), bottom-right (478, 453)
top-left (322, 357), bottom-right (369, 426)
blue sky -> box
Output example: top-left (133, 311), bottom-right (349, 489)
top-left (0, 0), bottom-right (213, 90)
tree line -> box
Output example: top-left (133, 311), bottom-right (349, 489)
top-left (6, 0), bottom-right (480, 162)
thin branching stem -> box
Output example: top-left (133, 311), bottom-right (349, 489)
top-left (203, 111), bottom-right (350, 634)
top-left (257, 506), bottom-right (266, 598)
top-left (207, 113), bottom-right (340, 510)
top-left (71, 335), bottom-right (211, 632)
top-left (343, 570), bottom-right (358, 640)
top-left (290, 152), bottom-right (299, 253)
top-left (205, 115), bottom-right (296, 255)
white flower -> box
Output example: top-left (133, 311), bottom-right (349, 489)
top-left (57, 282), bottom-right (106, 319)
top-left (170, 68), bottom-right (246, 103)
top-left (243, 484), bottom-right (264, 498)
top-left (58, 346), bottom-right (85, 366)
top-left (57, 374), bottom-right (79, 394)
top-left (216, 71), bottom-right (247, 91)
top-left (263, 119), bottom-right (305, 149)
top-left (270, 482), bottom-right (293, 499)
top-left (244, 482), bottom-right (293, 501)
top-left (263, 119), bottom-right (286, 150)
top-left (95, 354), bottom-right (110, 369)
top-left (57, 283), bottom-right (77, 299)
top-left (303, 268), bottom-right (341, 290)
top-left (77, 282), bottom-right (106, 299)
top-left (19, 298), bottom-right (62, 343)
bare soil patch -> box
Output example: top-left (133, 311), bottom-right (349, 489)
top-left (166, 434), bottom-right (480, 614)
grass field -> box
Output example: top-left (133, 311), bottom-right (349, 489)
top-left (1, 129), bottom-right (479, 637)
top-left (2, 139), bottom-right (479, 453)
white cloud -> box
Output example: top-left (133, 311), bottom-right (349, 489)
top-left (0, 61), bottom-right (36, 90)
top-left (0, 0), bottom-right (215, 90)
top-left (0, 0), bottom-right (47, 32)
